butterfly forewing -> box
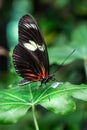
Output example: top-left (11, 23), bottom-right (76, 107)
top-left (13, 14), bottom-right (49, 83)
top-left (19, 15), bottom-right (44, 44)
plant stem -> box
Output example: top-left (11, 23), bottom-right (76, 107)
top-left (32, 104), bottom-right (39, 130)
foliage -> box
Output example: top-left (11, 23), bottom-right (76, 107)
top-left (0, 81), bottom-right (87, 125)
top-left (48, 24), bottom-right (87, 64)
top-left (0, 0), bottom-right (87, 130)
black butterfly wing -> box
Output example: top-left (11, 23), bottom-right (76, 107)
top-left (13, 14), bottom-right (49, 82)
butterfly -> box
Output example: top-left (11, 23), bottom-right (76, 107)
top-left (13, 14), bottom-right (54, 86)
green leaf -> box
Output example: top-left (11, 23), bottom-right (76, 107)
top-left (39, 82), bottom-right (87, 114)
top-left (70, 24), bottom-right (87, 77)
top-left (48, 24), bottom-right (87, 64)
top-left (48, 34), bottom-right (75, 64)
top-left (48, 43), bottom-right (75, 64)
top-left (70, 24), bottom-right (87, 59)
top-left (0, 82), bottom-right (87, 124)
top-left (0, 88), bottom-right (30, 124)
top-left (40, 94), bottom-right (76, 114)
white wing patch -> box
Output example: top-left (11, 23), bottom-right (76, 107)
top-left (24, 23), bottom-right (37, 30)
top-left (37, 44), bottom-right (45, 51)
top-left (24, 40), bottom-right (45, 51)
top-left (24, 40), bottom-right (37, 51)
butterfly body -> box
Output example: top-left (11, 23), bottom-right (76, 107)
top-left (13, 14), bottom-right (53, 86)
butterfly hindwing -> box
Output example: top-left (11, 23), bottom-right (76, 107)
top-left (13, 43), bottom-right (44, 81)
top-left (13, 14), bottom-right (49, 83)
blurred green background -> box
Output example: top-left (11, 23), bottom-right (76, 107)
top-left (0, 0), bottom-right (87, 130)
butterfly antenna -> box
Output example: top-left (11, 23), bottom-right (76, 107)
top-left (53, 49), bottom-right (76, 74)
